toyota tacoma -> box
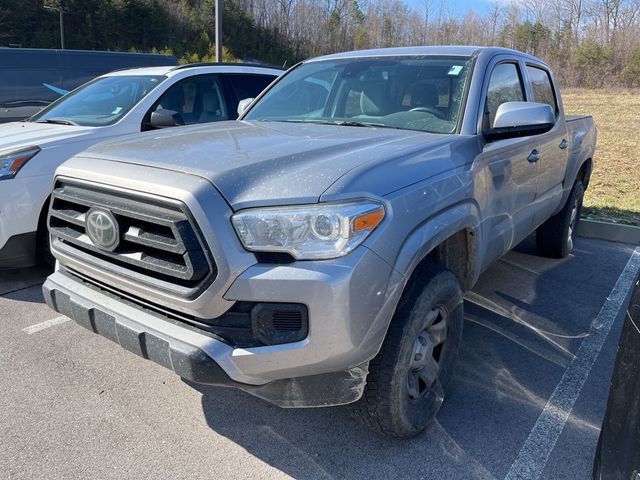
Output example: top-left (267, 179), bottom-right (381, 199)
top-left (43, 46), bottom-right (596, 438)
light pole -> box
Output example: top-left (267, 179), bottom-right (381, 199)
top-left (44, 3), bottom-right (65, 49)
top-left (215, 0), bottom-right (222, 62)
top-left (58, 6), bottom-right (65, 49)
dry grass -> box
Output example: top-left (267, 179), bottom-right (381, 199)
top-left (562, 89), bottom-right (640, 225)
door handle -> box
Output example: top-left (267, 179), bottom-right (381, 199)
top-left (559, 138), bottom-right (568, 150)
top-left (527, 149), bottom-right (541, 163)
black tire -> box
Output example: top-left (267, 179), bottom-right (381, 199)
top-left (536, 179), bottom-right (584, 259)
top-left (351, 263), bottom-right (464, 438)
top-left (36, 202), bottom-right (55, 269)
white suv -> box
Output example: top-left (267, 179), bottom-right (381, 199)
top-left (0, 63), bottom-right (281, 268)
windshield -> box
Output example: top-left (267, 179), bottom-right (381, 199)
top-left (244, 56), bottom-right (472, 134)
top-left (29, 75), bottom-right (166, 127)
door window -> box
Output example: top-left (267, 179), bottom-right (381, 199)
top-left (150, 75), bottom-right (228, 125)
top-left (526, 66), bottom-right (558, 115)
top-left (224, 74), bottom-right (278, 118)
top-left (485, 63), bottom-right (525, 128)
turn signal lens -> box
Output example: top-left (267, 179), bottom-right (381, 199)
top-left (354, 208), bottom-right (385, 232)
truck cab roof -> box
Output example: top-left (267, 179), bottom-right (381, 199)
top-left (310, 45), bottom-right (546, 65)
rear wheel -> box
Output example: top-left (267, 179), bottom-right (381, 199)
top-left (536, 179), bottom-right (584, 258)
top-left (351, 263), bottom-right (463, 438)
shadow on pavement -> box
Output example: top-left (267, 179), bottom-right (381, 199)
top-left (0, 264), bottom-right (52, 300)
top-left (190, 236), bottom-right (635, 479)
top-left (193, 384), bottom-right (495, 479)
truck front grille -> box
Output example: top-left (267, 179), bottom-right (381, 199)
top-left (48, 179), bottom-right (216, 298)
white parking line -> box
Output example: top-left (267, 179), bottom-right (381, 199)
top-left (504, 246), bottom-right (640, 480)
top-left (22, 315), bottom-right (70, 335)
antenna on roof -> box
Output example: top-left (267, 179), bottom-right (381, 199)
top-left (282, 60), bottom-right (288, 69)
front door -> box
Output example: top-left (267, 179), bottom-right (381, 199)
top-left (476, 61), bottom-right (540, 269)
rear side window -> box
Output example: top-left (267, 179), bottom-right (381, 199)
top-left (526, 66), bottom-right (557, 114)
top-left (224, 74), bottom-right (276, 117)
top-left (485, 63), bottom-right (525, 127)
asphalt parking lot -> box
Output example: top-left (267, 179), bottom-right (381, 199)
top-left (1, 236), bottom-right (639, 480)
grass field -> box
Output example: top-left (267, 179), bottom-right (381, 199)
top-left (562, 89), bottom-right (640, 225)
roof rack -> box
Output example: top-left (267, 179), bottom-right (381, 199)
top-left (170, 62), bottom-right (284, 71)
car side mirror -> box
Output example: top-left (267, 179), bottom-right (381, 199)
top-left (486, 101), bottom-right (555, 141)
top-left (148, 109), bottom-right (184, 129)
top-left (237, 98), bottom-right (254, 117)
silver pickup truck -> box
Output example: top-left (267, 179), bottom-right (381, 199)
top-left (43, 46), bottom-right (596, 438)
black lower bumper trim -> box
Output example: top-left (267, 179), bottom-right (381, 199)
top-left (42, 274), bottom-right (369, 408)
top-left (43, 281), bottom-right (232, 385)
top-left (241, 364), bottom-right (368, 408)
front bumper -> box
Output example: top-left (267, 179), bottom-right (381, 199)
top-left (45, 160), bottom-right (405, 406)
top-left (0, 175), bottom-right (51, 267)
top-left (44, 243), bottom-right (400, 406)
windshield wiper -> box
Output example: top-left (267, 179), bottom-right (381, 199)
top-left (36, 118), bottom-right (78, 126)
top-left (270, 119), bottom-right (381, 127)
top-left (330, 120), bottom-right (376, 127)
top-left (259, 118), bottom-right (408, 130)
top-left (327, 120), bottom-right (408, 130)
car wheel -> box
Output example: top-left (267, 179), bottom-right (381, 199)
top-left (351, 263), bottom-right (463, 438)
top-left (536, 179), bottom-right (585, 258)
top-left (37, 202), bottom-right (55, 269)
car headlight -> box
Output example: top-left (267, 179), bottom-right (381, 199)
top-left (0, 146), bottom-right (41, 180)
top-left (231, 201), bottom-right (386, 260)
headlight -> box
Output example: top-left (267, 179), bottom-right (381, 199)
top-left (232, 201), bottom-right (386, 260)
top-left (0, 146), bottom-right (40, 180)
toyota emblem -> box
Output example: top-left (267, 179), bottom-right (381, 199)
top-left (86, 208), bottom-right (120, 250)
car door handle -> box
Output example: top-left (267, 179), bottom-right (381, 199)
top-left (527, 149), bottom-right (541, 163)
top-left (559, 138), bottom-right (568, 150)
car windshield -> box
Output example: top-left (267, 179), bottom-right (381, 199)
top-left (29, 75), bottom-right (166, 127)
top-left (244, 56), bottom-right (472, 134)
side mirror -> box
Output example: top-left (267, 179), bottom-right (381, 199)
top-left (237, 98), bottom-right (254, 117)
top-left (486, 101), bottom-right (555, 141)
top-left (148, 109), bottom-right (184, 129)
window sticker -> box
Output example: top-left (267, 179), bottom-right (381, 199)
top-left (448, 65), bottom-right (463, 76)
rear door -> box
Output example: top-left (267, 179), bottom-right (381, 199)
top-left (476, 58), bottom-right (541, 268)
top-left (523, 64), bottom-right (570, 227)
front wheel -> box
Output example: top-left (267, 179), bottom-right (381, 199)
top-left (36, 201), bottom-right (55, 268)
top-left (536, 179), bottom-right (585, 258)
top-left (351, 263), bottom-right (463, 438)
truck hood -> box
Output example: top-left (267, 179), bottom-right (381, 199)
top-left (80, 120), bottom-right (461, 209)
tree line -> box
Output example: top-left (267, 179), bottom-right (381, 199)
top-left (1, 0), bottom-right (639, 87)
top-left (236, 0), bottom-right (640, 87)
top-left (0, 0), bottom-right (295, 65)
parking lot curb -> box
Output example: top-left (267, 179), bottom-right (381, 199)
top-left (578, 219), bottom-right (640, 245)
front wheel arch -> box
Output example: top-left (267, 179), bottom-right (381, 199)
top-left (391, 203), bottom-right (481, 293)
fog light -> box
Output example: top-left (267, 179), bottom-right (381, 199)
top-left (251, 303), bottom-right (308, 345)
